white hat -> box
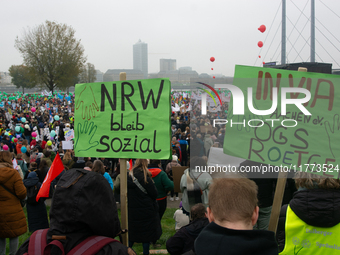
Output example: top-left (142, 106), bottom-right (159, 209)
top-left (25, 124), bottom-right (29, 129)
top-left (172, 155), bottom-right (178, 161)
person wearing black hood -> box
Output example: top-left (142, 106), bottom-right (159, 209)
top-left (23, 171), bottom-right (49, 232)
top-left (166, 203), bottom-right (209, 255)
top-left (277, 172), bottom-right (340, 254)
top-left (16, 168), bottom-right (135, 255)
top-left (72, 157), bottom-right (86, 169)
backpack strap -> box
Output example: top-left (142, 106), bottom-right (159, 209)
top-left (67, 236), bottom-right (118, 255)
top-left (27, 229), bottom-right (49, 255)
top-left (43, 240), bottom-right (65, 255)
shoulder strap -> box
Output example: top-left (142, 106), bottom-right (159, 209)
top-left (27, 229), bottom-right (49, 255)
top-left (189, 170), bottom-right (202, 187)
top-left (0, 183), bottom-right (20, 200)
top-left (133, 177), bottom-right (148, 194)
top-left (68, 236), bottom-right (118, 255)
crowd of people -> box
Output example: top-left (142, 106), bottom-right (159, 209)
top-left (0, 90), bottom-right (339, 255)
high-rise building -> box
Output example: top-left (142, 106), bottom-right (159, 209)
top-left (133, 40), bottom-right (148, 78)
top-left (160, 59), bottom-right (176, 72)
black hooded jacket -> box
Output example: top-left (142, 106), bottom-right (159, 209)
top-left (23, 172), bottom-right (49, 232)
top-left (127, 168), bottom-right (162, 243)
top-left (277, 189), bottom-right (340, 252)
top-left (16, 169), bottom-right (131, 255)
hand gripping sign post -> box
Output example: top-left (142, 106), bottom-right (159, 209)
top-left (74, 75), bottom-right (172, 245)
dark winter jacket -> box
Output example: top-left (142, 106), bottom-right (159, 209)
top-left (23, 172), bottom-right (49, 232)
top-left (195, 222), bottom-right (278, 255)
top-left (276, 189), bottom-right (340, 252)
top-left (166, 217), bottom-right (209, 255)
top-left (127, 168), bottom-right (162, 243)
top-left (148, 164), bottom-right (174, 200)
top-left (16, 169), bottom-right (130, 255)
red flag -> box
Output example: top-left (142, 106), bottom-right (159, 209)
top-left (36, 153), bottom-right (64, 201)
top-left (129, 159), bottom-right (133, 170)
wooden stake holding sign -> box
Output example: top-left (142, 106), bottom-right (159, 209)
top-left (268, 170), bottom-right (288, 232)
top-left (119, 72), bottom-right (129, 246)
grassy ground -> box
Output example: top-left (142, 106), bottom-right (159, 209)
top-left (6, 206), bottom-right (177, 255)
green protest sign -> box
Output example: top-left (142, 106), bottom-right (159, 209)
top-left (74, 78), bottom-right (171, 159)
top-left (224, 65), bottom-right (340, 177)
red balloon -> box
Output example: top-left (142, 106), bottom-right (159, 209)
top-left (258, 41), bottom-right (263, 48)
top-left (210, 57), bottom-right (215, 62)
top-left (263, 62), bottom-right (266, 65)
top-left (259, 55), bottom-right (261, 58)
top-left (211, 68), bottom-right (213, 70)
top-left (213, 76), bottom-right (216, 79)
top-left (258, 25), bottom-right (266, 33)
top-left (14, 138), bottom-right (18, 143)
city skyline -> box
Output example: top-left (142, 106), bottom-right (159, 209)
top-left (1, 1), bottom-right (340, 78)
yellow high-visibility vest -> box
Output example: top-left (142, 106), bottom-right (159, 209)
top-left (280, 205), bottom-right (340, 255)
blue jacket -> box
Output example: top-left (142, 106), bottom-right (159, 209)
top-left (103, 172), bottom-right (113, 190)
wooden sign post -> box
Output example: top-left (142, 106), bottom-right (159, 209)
top-left (268, 170), bottom-right (288, 232)
top-left (119, 72), bottom-right (128, 246)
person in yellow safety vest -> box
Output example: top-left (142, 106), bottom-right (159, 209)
top-left (277, 172), bottom-right (340, 254)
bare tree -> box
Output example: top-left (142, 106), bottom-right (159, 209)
top-left (15, 20), bottom-right (86, 93)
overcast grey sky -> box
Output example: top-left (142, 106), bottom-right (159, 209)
top-left (1, 0), bottom-right (339, 77)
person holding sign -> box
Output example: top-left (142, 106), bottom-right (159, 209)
top-left (127, 159), bottom-right (162, 255)
top-left (277, 172), bottom-right (340, 254)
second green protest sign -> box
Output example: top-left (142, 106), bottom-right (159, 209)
top-left (224, 65), bottom-right (340, 177)
top-left (74, 78), bottom-right (171, 159)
